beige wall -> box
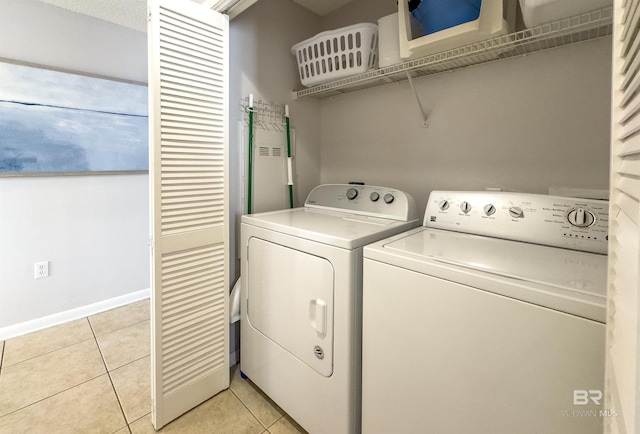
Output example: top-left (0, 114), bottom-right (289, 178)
top-left (321, 0), bottom-right (396, 31)
top-left (319, 37), bottom-right (612, 213)
top-left (228, 0), bottom-right (322, 278)
top-left (229, 0), bottom-right (323, 210)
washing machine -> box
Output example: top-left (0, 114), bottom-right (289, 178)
top-left (362, 191), bottom-right (609, 434)
top-left (240, 184), bottom-right (419, 434)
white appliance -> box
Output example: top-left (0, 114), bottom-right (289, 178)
top-left (362, 191), bottom-right (609, 434)
top-left (240, 184), bottom-right (419, 434)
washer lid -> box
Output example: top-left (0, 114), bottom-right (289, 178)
top-left (242, 207), bottom-right (420, 249)
top-left (365, 228), bottom-right (607, 322)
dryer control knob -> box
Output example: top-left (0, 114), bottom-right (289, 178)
top-left (439, 200), bottom-right (450, 211)
top-left (483, 204), bottom-right (496, 216)
top-left (509, 206), bottom-right (524, 218)
top-left (567, 208), bottom-right (595, 227)
top-left (370, 192), bottom-right (380, 202)
top-left (460, 201), bottom-right (471, 214)
top-left (346, 188), bottom-right (358, 200)
top-left (383, 193), bottom-right (395, 204)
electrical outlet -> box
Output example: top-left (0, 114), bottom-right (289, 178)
top-left (34, 261), bottom-right (49, 279)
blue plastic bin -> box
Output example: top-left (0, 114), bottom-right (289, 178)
top-left (412, 0), bottom-right (482, 36)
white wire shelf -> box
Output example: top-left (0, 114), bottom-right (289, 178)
top-left (292, 7), bottom-right (613, 99)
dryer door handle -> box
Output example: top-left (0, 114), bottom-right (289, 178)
top-left (310, 299), bottom-right (327, 336)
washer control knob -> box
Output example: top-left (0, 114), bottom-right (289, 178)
top-left (383, 193), bottom-right (395, 204)
top-left (370, 192), bottom-right (380, 202)
top-left (346, 188), bottom-right (358, 200)
top-left (439, 200), bottom-right (450, 211)
top-left (483, 204), bottom-right (496, 216)
top-left (567, 208), bottom-right (595, 227)
top-left (460, 201), bottom-right (471, 214)
top-left (509, 206), bottom-right (524, 218)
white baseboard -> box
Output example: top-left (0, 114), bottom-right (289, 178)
top-left (0, 288), bottom-right (150, 341)
top-left (2, 289), bottom-right (239, 366)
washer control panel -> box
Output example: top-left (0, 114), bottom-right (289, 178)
top-left (424, 191), bottom-right (609, 254)
top-left (305, 184), bottom-right (418, 222)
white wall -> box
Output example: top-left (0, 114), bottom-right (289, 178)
top-left (320, 37), bottom-right (612, 211)
top-left (0, 0), bottom-right (149, 337)
top-left (228, 0), bottom-right (322, 279)
top-left (321, 0), bottom-right (395, 31)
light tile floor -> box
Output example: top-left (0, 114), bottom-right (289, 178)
top-left (0, 300), bottom-right (307, 434)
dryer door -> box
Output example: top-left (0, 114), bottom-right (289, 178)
top-left (247, 237), bottom-right (334, 376)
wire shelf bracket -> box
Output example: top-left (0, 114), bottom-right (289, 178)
top-left (406, 71), bottom-right (428, 127)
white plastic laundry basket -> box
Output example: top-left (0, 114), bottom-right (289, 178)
top-left (292, 23), bottom-right (378, 87)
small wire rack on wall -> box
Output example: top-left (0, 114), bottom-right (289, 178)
top-left (241, 97), bottom-right (287, 131)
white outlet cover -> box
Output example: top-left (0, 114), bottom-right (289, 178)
top-left (34, 261), bottom-right (49, 279)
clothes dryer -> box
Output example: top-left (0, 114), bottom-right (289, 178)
top-left (240, 184), bottom-right (419, 434)
top-left (362, 191), bottom-right (609, 434)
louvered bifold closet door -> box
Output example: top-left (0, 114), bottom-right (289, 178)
top-left (148, 0), bottom-right (229, 429)
top-left (607, 0), bottom-right (640, 433)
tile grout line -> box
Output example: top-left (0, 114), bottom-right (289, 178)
top-left (87, 317), bottom-right (131, 431)
top-left (1, 336), bottom-right (96, 369)
top-left (228, 386), bottom-right (273, 430)
top-left (126, 411), bottom-right (151, 430)
top-left (229, 365), bottom-right (305, 432)
top-left (0, 371), bottom-right (108, 420)
top-left (2, 312), bottom-right (131, 369)
top-left (0, 327), bottom-right (110, 421)
top-left (109, 354), bottom-right (150, 372)
top-left (265, 415), bottom-right (285, 431)
top-left (228, 384), bottom-right (287, 432)
top-left (228, 387), bottom-right (258, 424)
top-left (0, 305), bottom-right (149, 429)
top-left (93, 317), bottom-right (150, 340)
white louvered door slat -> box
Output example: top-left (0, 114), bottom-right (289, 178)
top-left (148, 0), bottom-right (229, 429)
top-left (606, 0), bottom-right (640, 433)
